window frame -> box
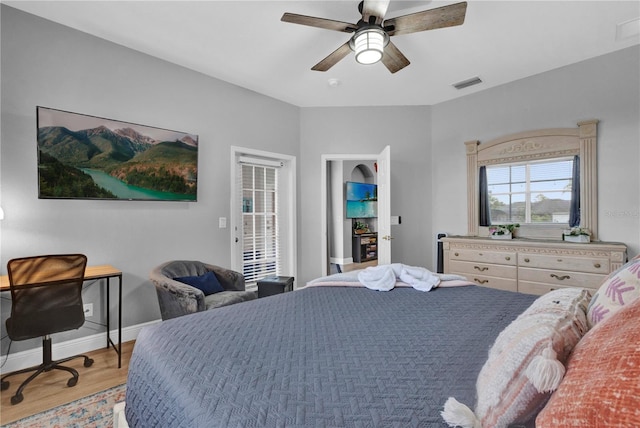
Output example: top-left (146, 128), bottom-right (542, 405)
top-left (466, 121), bottom-right (598, 240)
top-left (486, 157), bottom-right (575, 226)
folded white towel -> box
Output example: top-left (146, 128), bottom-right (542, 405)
top-left (357, 265), bottom-right (396, 291)
top-left (357, 264), bottom-right (470, 292)
top-left (399, 265), bottom-right (441, 292)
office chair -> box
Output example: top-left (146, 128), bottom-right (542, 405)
top-left (0, 254), bottom-right (94, 405)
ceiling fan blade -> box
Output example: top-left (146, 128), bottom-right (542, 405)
top-left (384, 1), bottom-right (467, 36)
top-left (281, 13), bottom-right (357, 33)
top-left (311, 41), bottom-right (352, 72)
top-left (362, 0), bottom-right (390, 25)
top-left (381, 41), bottom-right (410, 73)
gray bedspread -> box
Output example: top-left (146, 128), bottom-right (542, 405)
top-left (125, 285), bottom-right (537, 427)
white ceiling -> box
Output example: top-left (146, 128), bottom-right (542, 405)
top-left (5, 1), bottom-right (640, 107)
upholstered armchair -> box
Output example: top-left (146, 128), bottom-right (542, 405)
top-left (150, 260), bottom-right (256, 320)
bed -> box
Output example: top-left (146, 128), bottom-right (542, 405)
top-left (120, 258), bottom-right (640, 428)
top-left (123, 283), bottom-right (529, 427)
top-left (119, 266), bottom-right (524, 426)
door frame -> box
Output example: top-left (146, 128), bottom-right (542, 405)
top-left (320, 146), bottom-right (391, 276)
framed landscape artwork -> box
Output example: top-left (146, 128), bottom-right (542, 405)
top-left (36, 106), bottom-right (198, 201)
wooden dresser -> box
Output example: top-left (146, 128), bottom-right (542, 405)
top-left (442, 236), bottom-right (627, 296)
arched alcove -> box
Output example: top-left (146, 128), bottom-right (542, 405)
top-left (350, 164), bottom-right (375, 184)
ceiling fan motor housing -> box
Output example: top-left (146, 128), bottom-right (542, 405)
top-left (349, 26), bottom-right (390, 64)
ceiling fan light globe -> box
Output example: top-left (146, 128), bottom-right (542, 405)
top-left (353, 28), bottom-right (386, 65)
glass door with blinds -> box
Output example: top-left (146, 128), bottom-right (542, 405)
top-left (240, 162), bottom-right (280, 289)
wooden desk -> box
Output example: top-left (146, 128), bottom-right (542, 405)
top-left (1, 264), bottom-right (123, 368)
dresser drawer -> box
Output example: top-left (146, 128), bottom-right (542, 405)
top-left (449, 269), bottom-right (517, 292)
top-left (450, 260), bottom-right (517, 279)
top-left (518, 267), bottom-right (606, 289)
top-left (450, 249), bottom-right (516, 265)
top-left (472, 275), bottom-right (517, 292)
top-left (518, 253), bottom-right (609, 274)
top-left (519, 280), bottom-right (597, 297)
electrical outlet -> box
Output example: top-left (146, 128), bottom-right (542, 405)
top-left (83, 303), bottom-right (93, 317)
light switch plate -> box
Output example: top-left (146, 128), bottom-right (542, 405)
top-left (219, 217), bottom-right (227, 228)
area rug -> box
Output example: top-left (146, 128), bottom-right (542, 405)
top-left (4, 384), bottom-right (126, 428)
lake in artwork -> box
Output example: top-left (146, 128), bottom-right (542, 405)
top-left (37, 106), bottom-right (198, 201)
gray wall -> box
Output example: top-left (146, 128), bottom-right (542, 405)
top-left (431, 46), bottom-right (640, 257)
top-left (0, 6), bottom-right (299, 353)
top-left (299, 106), bottom-right (433, 284)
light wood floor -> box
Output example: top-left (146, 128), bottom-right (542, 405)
top-left (340, 260), bottom-right (378, 273)
top-left (1, 340), bottom-right (134, 425)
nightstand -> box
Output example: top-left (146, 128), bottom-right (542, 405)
top-left (257, 276), bottom-right (294, 298)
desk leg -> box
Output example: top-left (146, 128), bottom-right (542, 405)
top-left (105, 276), bottom-right (122, 369)
top-left (106, 278), bottom-right (111, 350)
top-left (118, 274), bottom-right (122, 369)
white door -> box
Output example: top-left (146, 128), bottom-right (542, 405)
top-left (320, 145), bottom-right (392, 275)
top-left (376, 146), bottom-right (391, 265)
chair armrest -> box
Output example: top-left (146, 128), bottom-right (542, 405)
top-left (203, 263), bottom-right (246, 291)
top-left (150, 268), bottom-right (205, 320)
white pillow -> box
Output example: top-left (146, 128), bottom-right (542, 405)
top-left (442, 288), bottom-right (591, 428)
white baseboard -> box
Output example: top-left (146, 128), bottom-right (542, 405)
top-left (1, 319), bottom-right (161, 374)
top-left (329, 257), bottom-right (353, 265)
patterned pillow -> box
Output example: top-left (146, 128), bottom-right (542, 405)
top-left (536, 296), bottom-right (640, 427)
top-left (442, 288), bottom-right (590, 428)
top-left (587, 253), bottom-right (640, 328)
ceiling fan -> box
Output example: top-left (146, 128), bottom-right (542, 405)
top-left (281, 0), bottom-right (467, 73)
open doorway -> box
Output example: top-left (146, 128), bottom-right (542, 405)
top-left (328, 161), bottom-right (378, 274)
top-left (320, 147), bottom-right (391, 277)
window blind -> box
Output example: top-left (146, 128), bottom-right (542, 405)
top-left (486, 158), bottom-right (574, 224)
top-left (237, 161), bottom-right (280, 288)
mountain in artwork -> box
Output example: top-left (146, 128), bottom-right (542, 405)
top-left (37, 124), bottom-right (197, 199)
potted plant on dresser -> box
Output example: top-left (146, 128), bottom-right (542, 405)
top-left (563, 227), bottom-right (591, 243)
top-left (489, 224), bottom-right (520, 239)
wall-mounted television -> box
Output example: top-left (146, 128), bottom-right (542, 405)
top-left (345, 181), bottom-right (377, 218)
top-left (36, 106), bottom-right (198, 201)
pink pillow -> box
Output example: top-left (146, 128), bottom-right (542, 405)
top-left (536, 296), bottom-right (640, 427)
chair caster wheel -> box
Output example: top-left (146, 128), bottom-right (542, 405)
top-left (67, 377), bottom-right (78, 387)
top-left (1, 380), bottom-right (9, 391)
top-left (11, 393), bottom-right (23, 405)
top-left (84, 358), bottom-right (94, 367)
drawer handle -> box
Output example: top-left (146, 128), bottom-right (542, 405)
top-left (474, 266), bottom-right (488, 272)
top-left (454, 252), bottom-right (459, 257)
top-left (505, 256), bottom-right (511, 261)
top-left (479, 253), bottom-right (483, 256)
top-left (557, 259), bottom-right (563, 262)
top-left (474, 278), bottom-right (488, 284)
top-left (594, 263), bottom-right (601, 268)
top-left (550, 274), bottom-right (571, 281)
top-left (524, 258), bottom-right (530, 263)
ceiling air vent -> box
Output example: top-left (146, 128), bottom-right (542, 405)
top-left (452, 76), bottom-right (483, 90)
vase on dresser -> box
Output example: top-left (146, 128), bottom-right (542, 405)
top-left (491, 232), bottom-right (512, 240)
